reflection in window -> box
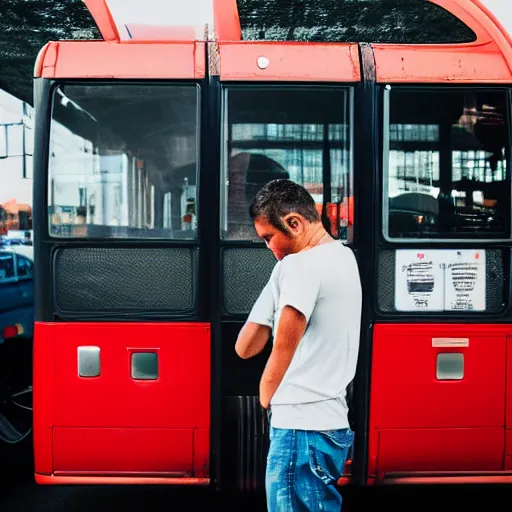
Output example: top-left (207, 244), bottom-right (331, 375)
top-left (16, 255), bottom-right (32, 278)
top-left (48, 85), bottom-right (199, 239)
top-left (385, 88), bottom-right (510, 239)
top-left (0, 253), bottom-right (14, 280)
top-left (222, 87), bottom-right (352, 240)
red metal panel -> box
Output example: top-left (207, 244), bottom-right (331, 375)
top-left (35, 43), bottom-right (58, 79)
top-left (38, 41), bottom-right (204, 79)
top-left (368, 426), bottom-right (379, 477)
top-left (435, 0), bottom-right (512, 55)
top-left (377, 428), bottom-right (504, 473)
top-left (373, 42), bottom-right (512, 84)
top-left (431, 0), bottom-right (491, 44)
top-left (379, 475), bottom-right (512, 485)
top-left (36, 475), bottom-right (209, 485)
top-left (53, 428), bottom-right (193, 474)
top-left (33, 322), bottom-right (55, 475)
top-left (193, 429), bottom-right (210, 478)
top-left (218, 43), bottom-right (361, 82)
top-left (370, 324), bottom-right (506, 429)
top-left (506, 430), bottom-right (512, 470)
top-left (196, 42), bottom-right (206, 78)
top-left (33, 321), bottom-right (210, 479)
top-left (472, 0), bottom-right (512, 46)
top-left (83, 0), bottom-right (120, 42)
top-left (33, 43), bottom-right (51, 79)
top-left (52, 322), bottom-right (210, 429)
top-left (213, 0), bottom-right (242, 41)
top-left (372, 1), bottom-right (512, 83)
top-left (507, 337), bottom-right (512, 428)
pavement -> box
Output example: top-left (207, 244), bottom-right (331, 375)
top-left (1, 453), bottom-right (512, 511)
top-left (2, 469), bottom-right (512, 512)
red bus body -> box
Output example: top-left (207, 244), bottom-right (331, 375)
top-left (32, 0), bottom-right (512, 488)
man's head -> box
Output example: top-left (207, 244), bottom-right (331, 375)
top-left (249, 179), bottom-right (323, 260)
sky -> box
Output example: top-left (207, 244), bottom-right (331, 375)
top-left (106, 0), bottom-right (214, 39)
top-left (480, 0), bottom-right (512, 36)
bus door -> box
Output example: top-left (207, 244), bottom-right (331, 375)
top-left (217, 83), bottom-right (357, 489)
top-left (33, 80), bottom-right (211, 483)
top-left (369, 84), bottom-right (511, 481)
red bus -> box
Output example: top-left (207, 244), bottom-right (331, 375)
top-left (32, 0), bottom-right (512, 490)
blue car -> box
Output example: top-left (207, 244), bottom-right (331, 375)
top-left (0, 248), bottom-right (34, 346)
top-left (0, 248), bottom-right (33, 450)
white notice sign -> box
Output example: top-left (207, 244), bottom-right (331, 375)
top-left (444, 249), bottom-right (486, 311)
top-left (395, 250), bottom-right (445, 311)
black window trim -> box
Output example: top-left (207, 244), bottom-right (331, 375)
top-left (46, 79), bottom-right (203, 243)
top-left (219, 82), bottom-right (356, 244)
top-left (381, 83), bottom-right (512, 244)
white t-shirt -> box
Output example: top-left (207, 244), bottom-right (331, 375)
top-left (247, 241), bottom-right (362, 430)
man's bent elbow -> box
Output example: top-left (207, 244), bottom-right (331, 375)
top-left (235, 338), bottom-right (254, 359)
top-left (235, 344), bottom-right (249, 359)
top-left (235, 323), bottom-right (270, 359)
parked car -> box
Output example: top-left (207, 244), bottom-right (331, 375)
top-left (0, 248), bottom-right (34, 346)
top-left (0, 247), bottom-right (33, 454)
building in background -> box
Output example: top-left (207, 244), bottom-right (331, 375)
top-left (0, 88), bottom-right (33, 238)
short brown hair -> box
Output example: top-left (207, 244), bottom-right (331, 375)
top-left (249, 179), bottom-right (320, 233)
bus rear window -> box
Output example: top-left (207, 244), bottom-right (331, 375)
top-left (48, 84), bottom-right (199, 239)
top-left (384, 87), bottom-right (510, 241)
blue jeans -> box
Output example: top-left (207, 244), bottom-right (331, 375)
top-left (265, 426), bottom-right (353, 512)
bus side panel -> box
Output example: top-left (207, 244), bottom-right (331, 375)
top-left (507, 336), bottom-right (512, 428)
top-left (369, 324), bottom-right (507, 475)
top-left (377, 427), bottom-right (504, 473)
top-left (53, 428), bottom-right (194, 474)
top-left (507, 337), bottom-right (512, 470)
top-left (505, 429), bottom-right (512, 470)
top-left (33, 322), bottom-right (55, 475)
top-left (34, 322), bottom-right (210, 477)
top-left (193, 428), bottom-right (210, 478)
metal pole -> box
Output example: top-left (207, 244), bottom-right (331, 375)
top-left (22, 103), bottom-right (27, 179)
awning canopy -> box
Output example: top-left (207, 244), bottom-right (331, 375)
top-left (0, 0), bottom-right (101, 105)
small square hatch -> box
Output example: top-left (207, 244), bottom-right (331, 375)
top-left (436, 353), bottom-right (464, 380)
top-left (131, 352), bottom-right (158, 380)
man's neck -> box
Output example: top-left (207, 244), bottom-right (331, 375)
top-left (299, 225), bottom-right (333, 252)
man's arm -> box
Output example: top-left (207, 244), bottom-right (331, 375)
top-left (259, 305), bottom-right (307, 409)
top-left (235, 279), bottom-right (275, 359)
top-left (258, 256), bottom-right (320, 408)
top-left (235, 321), bottom-right (272, 359)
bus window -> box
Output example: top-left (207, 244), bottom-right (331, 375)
top-left (221, 87), bottom-right (353, 241)
top-left (48, 84), bottom-right (199, 239)
top-left (384, 88), bottom-right (510, 240)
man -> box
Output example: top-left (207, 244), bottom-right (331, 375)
top-left (235, 179), bottom-right (362, 511)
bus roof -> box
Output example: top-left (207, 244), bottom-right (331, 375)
top-left (34, 0), bottom-right (512, 83)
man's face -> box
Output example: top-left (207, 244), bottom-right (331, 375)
top-left (254, 216), bottom-right (302, 260)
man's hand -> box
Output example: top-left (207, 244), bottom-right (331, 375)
top-left (235, 322), bottom-right (272, 359)
top-left (259, 305), bottom-right (307, 408)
